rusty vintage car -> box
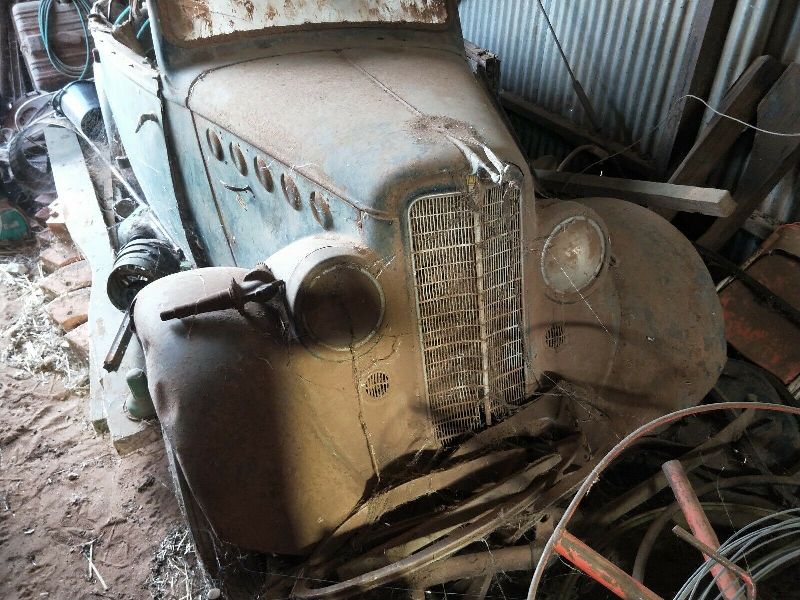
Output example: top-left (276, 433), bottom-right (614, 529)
top-left (88, 0), bottom-right (726, 596)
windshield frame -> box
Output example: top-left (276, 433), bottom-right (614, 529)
top-left (156, 0), bottom-right (453, 48)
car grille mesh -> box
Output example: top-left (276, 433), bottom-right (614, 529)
top-left (408, 185), bottom-right (525, 443)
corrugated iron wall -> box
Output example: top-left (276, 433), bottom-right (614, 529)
top-left (459, 0), bottom-right (800, 229)
top-left (459, 0), bottom-right (711, 169)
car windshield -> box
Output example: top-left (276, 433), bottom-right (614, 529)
top-left (160, 0), bottom-right (449, 43)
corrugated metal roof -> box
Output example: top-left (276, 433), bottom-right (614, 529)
top-left (459, 0), bottom-right (800, 229)
top-left (459, 0), bottom-right (708, 163)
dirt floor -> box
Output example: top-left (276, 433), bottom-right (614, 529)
top-left (0, 246), bottom-right (204, 599)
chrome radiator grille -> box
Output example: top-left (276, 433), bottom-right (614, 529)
top-left (408, 185), bottom-right (525, 443)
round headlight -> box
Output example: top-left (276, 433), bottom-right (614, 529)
top-left (295, 260), bottom-right (384, 351)
top-left (541, 216), bottom-right (607, 296)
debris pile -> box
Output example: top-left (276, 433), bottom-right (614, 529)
top-left (146, 526), bottom-right (209, 600)
top-left (0, 247), bottom-right (88, 390)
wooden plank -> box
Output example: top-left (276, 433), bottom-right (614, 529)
top-left (670, 56), bottom-right (784, 186)
top-left (44, 126), bottom-right (157, 454)
top-left (500, 91), bottom-right (654, 176)
top-left (44, 126), bottom-right (109, 431)
top-left (534, 169), bottom-right (735, 217)
top-left (464, 40), bottom-right (500, 97)
top-left (698, 63), bottom-right (800, 250)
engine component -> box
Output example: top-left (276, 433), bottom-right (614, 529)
top-left (107, 238), bottom-right (181, 310)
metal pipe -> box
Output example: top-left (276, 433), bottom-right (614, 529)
top-left (662, 460), bottom-right (741, 600)
top-left (596, 410), bottom-right (756, 526)
top-left (672, 526), bottom-right (756, 600)
top-left (632, 475), bottom-right (800, 582)
top-left (526, 402), bottom-right (800, 600)
top-left (553, 531), bottom-right (663, 600)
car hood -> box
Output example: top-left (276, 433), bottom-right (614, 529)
top-left (187, 45), bottom-right (527, 215)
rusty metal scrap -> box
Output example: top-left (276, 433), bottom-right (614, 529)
top-left (526, 402), bottom-right (800, 600)
top-left (671, 526), bottom-right (756, 600)
top-left (553, 531), bottom-right (664, 600)
top-left (718, 224), bottom-right (800, 385)
top-left (662, 460), bottom-right (743, 600)
top-left (160, 0), bottom-right (449, 43)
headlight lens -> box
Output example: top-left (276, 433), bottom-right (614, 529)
top-left (541, 216), bottom-right (607, 296)
top-left (296, 260), bottom-right (384, 351)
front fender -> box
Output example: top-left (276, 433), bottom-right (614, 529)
top-left (133, 268), bottom-right (376, 555)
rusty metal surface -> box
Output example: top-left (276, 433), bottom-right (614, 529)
top-left (719, 224), bottom-right (800, 384)
top-left (90, 23), bottom-right (197, 264)
top-left (408, 184), bottom-right (526, 442)
top-left (160, 0), bottom-right (449, 43)
top-left (554, 531), bottom-right (664, 600)
top-left (529, 197), bottom-right (726, 434)
top-left (186, 46), bottom-right (526, 220)
top-left (133, 267), bottom-right (388, 554)
top-left (662, 460), bottom-right (742, 600)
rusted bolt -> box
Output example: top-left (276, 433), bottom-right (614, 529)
top-left (206, 129), bottom-right (223, 161)
top-left (254, 156), bottom-right (274, 192)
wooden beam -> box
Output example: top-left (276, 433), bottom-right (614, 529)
top-left (500, 91), bottom-right (653, 176)
top-left (464, 40), bottom-right (501, 97)
top-left (534, 169), bottom-right (734, 217)
top-left (45, 126), bottom-right (158, 454)
top-left (698, 63), bottom-right (800, 250)
top-left (670, 56), bottom-right (784, 186)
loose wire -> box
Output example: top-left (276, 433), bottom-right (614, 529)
top-left (525, 402), bottom-right (800, 600)
top-left (37, 0), bottom-right (92, 80)
top-left (684, 93), bottom-right (800, 137)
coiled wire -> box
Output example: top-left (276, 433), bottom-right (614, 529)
top-left (674, 508), bottom-right (800, 600)
top-left (37, 0), bottom-right (93, 80)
